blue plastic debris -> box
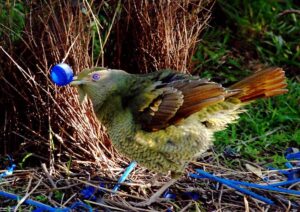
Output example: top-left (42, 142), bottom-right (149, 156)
top-left (0, 190), bottom-right (96, 211)
top-left (113, 161), bottom-right (137, 192)
top-left (50, 63), bottom-right (74, 86)
top-left (0, 190), bottom-right (66, 212)
top-left (80, 180), bottom-right (106, 201)
top-left (285, 148), bottom-right (300, 170)
top-left (81, 185), bottom-right (97, 201)
top-left (162, 188), bottom-right (176, 200)
top-left (0, 164), bottom-right (16, 178)
top-left (189, 147), bottom-right (300, 205)
top-left (286, 152), bottom-right (300, 161)
top-left (216, 176), bottom-right (300, 195)
top-left (268, 148), bottom-right (300, 180)
top-left (166, 208), bottom-right (173, 212)
top-left (0, 153), bottom-right (94, 212)
top-left (189, 170), bottom-right (275, 205)
top-left (0, 156), bottom-right (16, 178)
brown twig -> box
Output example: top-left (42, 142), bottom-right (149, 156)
top-left (13, 178), bottom-right (43, 212)
top-left (41, 163), bottom-right (57, 189)
top-left (278, 9), bottom-right (300, 17)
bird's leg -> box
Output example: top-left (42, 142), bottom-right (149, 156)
top-left (146, 173), bottom-right (164, 187)
top-left (132, 178), bottom-right (177, 207)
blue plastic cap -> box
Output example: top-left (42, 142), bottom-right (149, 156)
top-left (50, 63), bottom-right (74, 86)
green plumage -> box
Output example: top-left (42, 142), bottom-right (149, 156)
top-left (71, 68), bottom-right (287, 178)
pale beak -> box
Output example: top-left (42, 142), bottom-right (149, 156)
top-left (70, 76), bottom-right (83, 86)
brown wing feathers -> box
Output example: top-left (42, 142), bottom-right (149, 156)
top-left (142, 87), bottom-right (184, 130)
top-left (177, 83), bottom-right (226, 117)
top-left (142, 80), bottom-right (227, 131)
top-left (152, 88), bottom-right (184, 121)
top-left (140, 67), bottom-right (287, 131)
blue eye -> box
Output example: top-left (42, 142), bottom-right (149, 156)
top-left (92, 73), bottom-right (100, 81)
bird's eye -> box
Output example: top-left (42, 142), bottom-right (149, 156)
top-left (92, 73), bottom-right (101, 81)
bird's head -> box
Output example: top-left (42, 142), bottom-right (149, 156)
top-left (71, 67), bottom-right (129, 108)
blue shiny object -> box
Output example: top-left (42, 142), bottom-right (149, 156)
top-left (189, 170), bottom-right (275, 205)
top-left (50, 63), bottom-right (74, 86)
top-left (162, 188), bottom-right (176, 200)
top-left (113, 161), bottom-right (137, 192)
top-left (81, 186), bottom-right (97, 200)
top-left (0, 155), bottom-right (16, 179)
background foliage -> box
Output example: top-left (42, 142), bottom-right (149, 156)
top-left (193, 0), bottom-right (300, 167)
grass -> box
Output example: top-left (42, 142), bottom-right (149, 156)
top-left (193, 0), bottom-right (300, 167)
top-left (0, 1), bottom-right (25, 43)
top-left (214, 81), bottom-right (300, 167)
top-left (217, 0), bottom-right (300, 67)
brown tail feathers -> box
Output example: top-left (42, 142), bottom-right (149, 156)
top-left (230, 67), bottom-right (288, 102)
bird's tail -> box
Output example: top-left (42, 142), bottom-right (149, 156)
top-left (229, 67), bottom-right (288, 102)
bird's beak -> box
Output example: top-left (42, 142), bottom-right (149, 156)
top-left (70, 76), bottom-right (87, 103)
top-left (70, 76), bottom-right (82, 86)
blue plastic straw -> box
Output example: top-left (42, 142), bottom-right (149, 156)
top-left (113, 161), bottom-right (137, 192)
top-left (0, 190), bottom-right (65, 211)
top-left (222, 178), bottom-right (300, 196)
top-left (0, 190), bottom-right (95, 211)
top-left (190, 170), bottom-right (274, 205)
top-left (193, 168), bottom-right (300, 204)
top-left (286, 152), bottom-right (300, 160)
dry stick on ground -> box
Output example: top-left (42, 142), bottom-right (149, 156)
top-left (244, 196), bottom-right (250, 212)
top-left (278, 9), bottom-right (300, 17)
top-left (62, 193), bottom-right (77, 207)
top-left (218, 184), bottom-right (224, 208)
top-left (84, 200), bottom-right (128, 211)
top-left (13, 178), bottom-right (43, 212)
top-left (179, 201), bottom-right (193, 212)
top-left (103, 198), bottom-right (156, 212)
top-left (41, 163), bottom-right (57, 189)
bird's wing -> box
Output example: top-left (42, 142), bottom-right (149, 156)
top-left (136, 85), bottom-right (185, 131)
top-left (128, 68), bottom-right (287, 132)
top-left (129, 70), bottom-right (234, 131)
